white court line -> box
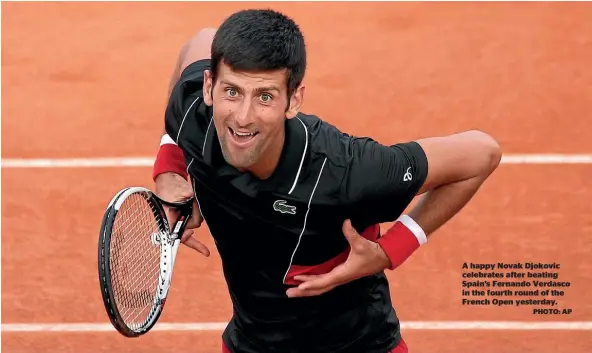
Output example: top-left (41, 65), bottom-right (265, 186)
top-left (1, 154), bottom-right (591, 168)
top-left (501, 154), bottom-right (592, 164)
top-left (1, 321), bottom-right (591, 332)
top-left (0, 157), bottom-right (155, 168)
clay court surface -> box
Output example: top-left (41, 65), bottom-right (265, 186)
top-left (1, 2), bottom-right (591, 353)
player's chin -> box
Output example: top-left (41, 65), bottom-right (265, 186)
top-left (221, 145), bottom-right (257, 169)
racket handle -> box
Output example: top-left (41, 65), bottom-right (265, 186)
top-left (171, 212), bottom-right (191, 240)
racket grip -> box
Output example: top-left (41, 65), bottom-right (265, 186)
top-left (170, 204), bottom-right (193, 240)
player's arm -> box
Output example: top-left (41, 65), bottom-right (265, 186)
top-left (346, 130), bottom-right (501, 270)
top-left (151, 28), bottom-right (217, 257)
top-left (409, 130), bottom-right (502, 234)
top-left (285, 130), bottom-right (501, 297)
top-left (153, 27), bottom-right (217, 181)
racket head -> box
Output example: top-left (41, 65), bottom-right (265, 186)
top-left (98, 187), bottom-right (172, 337)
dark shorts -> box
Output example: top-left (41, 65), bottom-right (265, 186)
top-left (222, 337), bottom-right (409, 353)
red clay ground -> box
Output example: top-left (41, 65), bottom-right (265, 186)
top-left (2, 2), bottom-right (591, 353)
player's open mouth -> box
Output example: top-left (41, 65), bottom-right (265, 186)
top-left (228, 127), bottom-right (259, 146)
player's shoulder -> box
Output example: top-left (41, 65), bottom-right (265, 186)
top-left (165, 59), bottom-right (213, 154)
top-left (296, 112), bottom-right (372, 168)
top-left (171, 59), bottom-right (211, 100)
top-left (297, 112), bottom-right (428, 183)
top-left (167, 58), bottom-right (212, 115)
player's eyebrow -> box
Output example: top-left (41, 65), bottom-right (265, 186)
top-left (219, 79), bottom-right (240, 88)
top-left (219, 80), bottom-right (281, 94)
top-left (254, 86), bottom-right (280, 94)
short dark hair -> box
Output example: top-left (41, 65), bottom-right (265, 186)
top-left (211, 9), bottom-right (306, 97)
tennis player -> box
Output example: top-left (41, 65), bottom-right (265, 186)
top-left (152, 9), bottom-right (501, 353)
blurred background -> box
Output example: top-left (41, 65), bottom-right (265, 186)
top-left (2, 2), bottom-right (591, 352)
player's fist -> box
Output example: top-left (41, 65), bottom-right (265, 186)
top-left (155, 172), bottom-right (209, 257)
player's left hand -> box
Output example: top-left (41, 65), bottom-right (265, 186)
top-left (286, 219), bottom-right (391, 298)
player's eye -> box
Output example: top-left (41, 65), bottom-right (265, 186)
top-left (226, 88), bottom-right (238, 97)
top-left (259, 93), bottom-right (272, 103)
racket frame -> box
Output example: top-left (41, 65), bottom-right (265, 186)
top-left (98, 186), bottom-right (193, 337)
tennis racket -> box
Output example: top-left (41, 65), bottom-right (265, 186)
top-left (98, 186), bottom-right (193, 337)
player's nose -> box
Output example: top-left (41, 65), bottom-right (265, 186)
top-left (233, 100), bottom-right (256, 127)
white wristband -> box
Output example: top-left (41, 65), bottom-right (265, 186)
top-left (398, 215), bottom-right (427, 245)
top-left (160, 133), bottom-right (177, 146)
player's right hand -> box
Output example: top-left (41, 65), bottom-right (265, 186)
top-left (155, 172), bottom-right (210, 257)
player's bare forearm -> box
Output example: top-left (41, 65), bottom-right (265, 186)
top-left (409, 172), bottom-right (489, 236)
top-left (411, 130), bottom-right (501, 236)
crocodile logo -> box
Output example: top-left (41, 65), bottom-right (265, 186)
top-left (273, 200), bottom-right (296, 215)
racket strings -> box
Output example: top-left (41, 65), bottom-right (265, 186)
top-left (112, 199), bottom-right (162, 325)
top-left (109, 193), bottom-right (164, 330)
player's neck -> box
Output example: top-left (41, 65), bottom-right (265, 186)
top-left (247, 130), bottom-right (285, 180)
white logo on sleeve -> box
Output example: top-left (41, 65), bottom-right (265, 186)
top-left (273, 200), bottom-right (297, 215)
top-left (403, 167), bottom-right (413, 182)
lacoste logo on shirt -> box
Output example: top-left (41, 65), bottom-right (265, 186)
top-left (273, 200), bottom-right (297, 215)
top-left (403, 167), bottom-right (413, 182)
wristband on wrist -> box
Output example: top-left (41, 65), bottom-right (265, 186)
top-left (376, 215), bottom-right (427, 270)
top-left (152, 134), bottom-right (188, 181)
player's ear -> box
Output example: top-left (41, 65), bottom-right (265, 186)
top-left (203, 69), bottom-right (214, 106)
top-left (286, 85), bottom-right (305, 119)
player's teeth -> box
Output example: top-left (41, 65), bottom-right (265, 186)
top-left (233, 129), bottom-right (255, 136)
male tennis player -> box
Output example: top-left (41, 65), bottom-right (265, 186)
top-left (152, 9), bottom-right (501, 353)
